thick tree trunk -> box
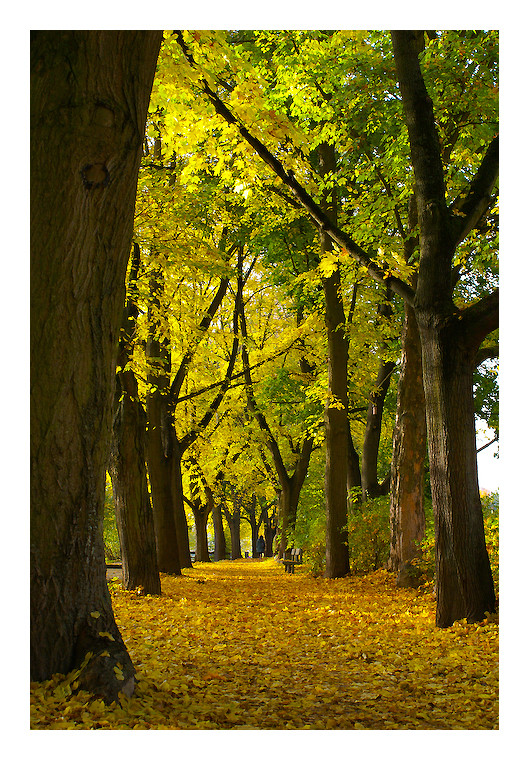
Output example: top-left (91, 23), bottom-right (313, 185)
top-left (30, 30), bottom-right (161, 700)
top-left (109, 375), bottom-right (161, 595)
top-left (388, 302), bottom-right (427, 586)
top-left (361, 358), bottom-right (396, 500)
top-left (418, 315), bottom-right (496, 625)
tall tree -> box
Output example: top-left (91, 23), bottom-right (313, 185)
top-left (146, 252), bottom-right (236, 570)
top-left (109, 243), bottom-right (161, 595)
top-left (30, 30), bottom-right (161, 700)
top-left (391, 31), bottom-right (498, 624)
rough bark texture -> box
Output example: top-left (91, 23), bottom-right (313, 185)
top-left (109, 380), bottom-right (161, 595)
top-left (146, 324), bottom-right (182, 574)
top-left (388, 301), bottom-right (427, 586)
top-left (30, 30), bottom-right (161, 699)
top-left (418, 314), bottom-right (496, 624)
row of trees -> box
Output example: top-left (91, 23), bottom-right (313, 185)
top-left (31, 30), bottom-right (498, 702)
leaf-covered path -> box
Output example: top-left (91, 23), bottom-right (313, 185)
top-left (30, 559), bottom-right (498, 729)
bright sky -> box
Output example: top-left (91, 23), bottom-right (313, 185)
top-left (476, 422), bottom-right (499, 493)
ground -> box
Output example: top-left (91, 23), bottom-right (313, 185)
top-left (30, 558), bottom-right (498, 729)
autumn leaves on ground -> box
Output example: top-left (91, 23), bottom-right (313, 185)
top-left (30, 560), bottom-right (498, 730)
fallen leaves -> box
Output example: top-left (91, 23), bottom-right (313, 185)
top-left (30, 559), bottom-right (498, 729)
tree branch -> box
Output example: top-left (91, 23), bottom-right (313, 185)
top-left (459, 288), bottom-right (499, 352)
top-left (175, 30), bottom-right (415, 306)
top-left (169, 274), bottom-right (230, 405)
top-left (475, 343), bottom-right (498, 368)
top-left (476, 433), bottom-right (498, 454)
top-left (391, 31), bottom-right (447, 215)
top-left (450, 135), bottom-right (499, 246)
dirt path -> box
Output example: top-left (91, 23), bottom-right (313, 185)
top-left (31, 559), bottom-right (498, 729)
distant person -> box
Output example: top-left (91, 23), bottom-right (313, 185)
top-left (256, 535), bottom-right (265, 558)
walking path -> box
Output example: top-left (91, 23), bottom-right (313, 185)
top-left (30, 559), bottom-right (498, 729)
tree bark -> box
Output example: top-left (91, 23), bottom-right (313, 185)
top-left (108, 243), bottom-right (161, 595)
top-left (388, 301), bottom-right (427, 586)
top-left (30, 30), bottom-right (161, 700)
top-left (109, 377), bottom-right (161, 594)
top-left (171, 446), bottom-right (193, 568)
top-left (146, 312), bottom-right (182, 574)
top-left (193, 507), bottom-right (211, 562)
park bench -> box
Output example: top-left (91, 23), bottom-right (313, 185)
top-left (282, 548), bottom-right (303, 574)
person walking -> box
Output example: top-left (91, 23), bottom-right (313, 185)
top-left (256, 535), bottom-right (265, 558)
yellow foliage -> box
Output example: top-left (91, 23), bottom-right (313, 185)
top-left (30, 560), bottom-right (498, 730)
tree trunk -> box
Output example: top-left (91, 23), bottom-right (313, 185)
top-left (189, 476), bottom-right (213, 563)
top-left (108, 242), bottom-right (161, 595)
top-left (277, 436), bottom-right (314, 557)
top-left (30, 30), bottom-right (161, 700)
top-left (346, 427), bottom-right (362, 513)
top-left (146, 333), bottom-right (182, 574)
top-left (361, 358), bottom-right (396, 499)
top-left (212, 493), bottom-right (227, 561)
top-left (319, 143), bottom-right (350, 579)
top-left (171, 446), bottom-right (193, 568)
top-left (388, 301), bottom-right (427, 586)
top-left (225, 491), bottom-right (243, 560)
top-left (418, 315), bottom-right (496, 624)
top-left (109, 374), bottom-right (161, 595)
top-left (193, 507), bottom-right (211, 562)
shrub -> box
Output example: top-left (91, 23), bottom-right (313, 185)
top-left (348, 497), bottom-right (391, 575)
